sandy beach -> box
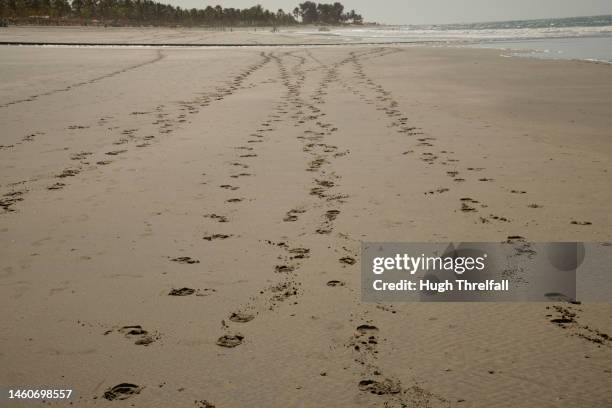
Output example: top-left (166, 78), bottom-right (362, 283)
top-left (1, 28), bottom-right (612, 407)
top-left (0, 25), bottom-right (365, 45)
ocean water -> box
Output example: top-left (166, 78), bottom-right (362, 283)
top-left (300, 15), bottom-right (612, 62)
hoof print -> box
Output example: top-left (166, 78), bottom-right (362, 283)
top-left (47, 182), bottom-right (65, 190)
top-left (169, 288), bottom-right (196, 296)
top-left (203, 234), bottom-right (231, 241)
top-left (216, 334), bottom-right (244, 348)
top-left (356, 324), bottom-right (379, 334)
top-left (275, 265), bottom-right (295, 273)
top-left (571, 221), bottom-right (592, 226)
top-left (339, 256), bottom-right (356, 266)
top-left (170, 256), bottom-right (200, 264)
top-left (229, 312), bottom-right (255, 323)
top-left (358, 379), bottom-right (400, 395)
top-left (103, 383), bottom-right (142, 400)
top-left (105, 150), bottom-right (127, 156)
top-left (56, 169), bottom-right (79, 178)
top-left (195, 400), bottom-right (216, 408)
top-left (118, 325), bottom-right (156, 346)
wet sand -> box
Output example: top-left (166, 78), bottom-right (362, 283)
top-left (1, 32), bottom-right (612, 407)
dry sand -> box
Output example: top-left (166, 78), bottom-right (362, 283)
top-left (1, 30), bottom-right (612, 407)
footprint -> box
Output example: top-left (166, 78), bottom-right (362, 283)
top-left (358, 379), bottom-right (400, 395)
top-left (195, 400), bottom-right (216, 408)
top-left (118, 325), bottom-right (156, 346)
top-left (270, 281), bottom-right (300, 302)
top-left (461, 203), bottom-right (477, 212)
top-left (339, 256), bottom-right (356, 266)
top-left (289, 248), bottom-right (310, 259)
top-left (327, 280), bottom-right (345, 287)
top-left (284, 209), bottom-right (305, 222)
top-left (168, 288), bottom-right (195, 296)
top-left (284, 213), bottom-right (298, 222)
top-left (325, 210), bottom-right (340, 221)
top-left (119, 325), bottom-right (147, 336)
top-left (226, 198), bottom-right (243, 203)
top-left (230, 173), bottom-right (252, 179)
top-left (70, 151), bottom-right (92, 160)
top-left (316, 179), bottom-right (335, 188)
top-left (571, 221), bottom-right (592, 226)
top-left (220, 185), bottom-right (239, 191)
top-left (47, 182), bottom-right (65, 190)
top-left (356, 324), bottom-right (379, 334)
top-left (424, 188), bottom-right (449, 195)
top-left (489, 214), bottom-right (510, 222)
top-left (275, 265), bottom-right (295, 273)
top-left (56, 169), bottom-right (79, 178)
top-left (204, 214), bottom-right (229, 223)
top-left (506, 235), bottom-right (526, 243)
top-left (229, 312), bottom-right (255, 323)
top-left (170, 256), bottom-right (200, 264)
top-left (216, 334), bottom-right (244, 348)
top-left (105, 150), bottom-right (127, 156)
top-left (103, 383), bottom-right (142, 400)
top-left (203, 234), bottom-right (231, 241)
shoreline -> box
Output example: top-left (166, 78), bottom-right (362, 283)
top-left (2, 25), bottom-right (612, 64)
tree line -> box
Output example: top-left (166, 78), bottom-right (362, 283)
top-left (293, 2), bottom-right (361, 25)
top-left (0, 1), bottom-right (363, 26)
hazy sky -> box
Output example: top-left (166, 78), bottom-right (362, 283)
top-left (170, 0), bottom-right (612, 25)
